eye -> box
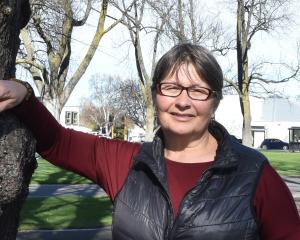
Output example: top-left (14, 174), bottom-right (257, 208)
top-left (161, 84), bottom-right (180, 90)
top-left (189, 87), bottom-right (210, 95)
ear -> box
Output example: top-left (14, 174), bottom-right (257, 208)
top-left (212, 99), bottom-right (220, 112)
top-left (210, 99), bottom-right (220, 120)
top-left (210, 112), bottom-right (215, 120)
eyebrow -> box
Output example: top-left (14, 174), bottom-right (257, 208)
top-left (160, 82), bottom-right (209, 88)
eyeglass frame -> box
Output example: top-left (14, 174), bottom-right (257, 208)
top-left (156, 82), bottom-right (218, 101)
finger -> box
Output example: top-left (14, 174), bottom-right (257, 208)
top-left (0, 99), bottom-right (16, 112)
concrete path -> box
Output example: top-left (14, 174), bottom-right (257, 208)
top-left (282, 177), bottom-right (300, 211)
top-left (27, 178), bottom-right (300, 199)
top-left (27, 179), bottom-right (300, 212)
top-left (17, 178), bottom-right (300, 240)
top-left (28, 184), bottom-right (106, 197)
top-left (282, 177), bottom-right (300, 197)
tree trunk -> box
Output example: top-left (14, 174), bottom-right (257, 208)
top-left (241, 94), bottom-right (253, 146)
top-left (236, 0), bottom-right (253, 147)
top-left (144, 99), bottom-right (155, 141)
top-left (43, 97), bottom-right (62, 121)
top-left (0, 1), bottom-right (37, 239)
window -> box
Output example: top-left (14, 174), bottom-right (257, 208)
top-left (65, 111), bottom-right (72, 125)
top-left (72, 112), bottom-right (78, 125)
top-left (65, 111), bottom-right (78, 125)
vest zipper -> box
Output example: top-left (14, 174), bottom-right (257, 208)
top-left (158, 187), bottom-right (175, 240)
top-left (135, 160), bottom-right (175, 240)
top-left (167, 167), bottom-right (215, 239)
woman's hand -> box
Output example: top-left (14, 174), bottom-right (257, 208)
top-left (0, 80), bottom-right (28, 112)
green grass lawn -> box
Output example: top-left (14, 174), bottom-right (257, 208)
top-left (19, 196), bottom-right (112, 231)
top-left (31, 160), bottom-right (92, 184)
top-left (260, 150), bottom-right (300, 176)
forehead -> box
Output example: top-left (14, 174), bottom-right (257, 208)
top-left (161, 63), bottom-right (208, 86)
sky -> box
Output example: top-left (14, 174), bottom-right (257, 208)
top-left (18, 0), bottom-right (300, 106)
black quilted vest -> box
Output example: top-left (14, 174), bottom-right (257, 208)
top-left (112, 121), bottom-right (267, 239)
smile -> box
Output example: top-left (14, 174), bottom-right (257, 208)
top-left (170, 112), bottom-right (195, 121)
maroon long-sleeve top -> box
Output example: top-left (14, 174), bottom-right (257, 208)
top-left (11, 96), bottom-right (300, 239)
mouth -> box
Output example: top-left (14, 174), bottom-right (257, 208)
top-left (170, 112), bottom-right (195, 121)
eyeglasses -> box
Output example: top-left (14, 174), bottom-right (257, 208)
top-left (157, 83), bottom-right (217, 101)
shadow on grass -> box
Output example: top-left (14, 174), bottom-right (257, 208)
top-left (19, 196), bottom-right (112, 230)
top-left (31, 160), bottom-right (92, 184)
top-left (19, 165), bottom-right (113, 240)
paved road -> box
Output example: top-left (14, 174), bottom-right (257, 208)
top-left (17, 178), bottom-right (300, 240)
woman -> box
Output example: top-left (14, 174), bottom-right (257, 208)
top-left (0, 43), bottom-right (299, 239)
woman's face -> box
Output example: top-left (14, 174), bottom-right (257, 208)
top-left (155, 64), bottom-right (216, 138)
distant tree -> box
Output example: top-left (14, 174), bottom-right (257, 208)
top-left (80, 74), bottom-right (124, 136)
top-left (79, 99), bottom-right (102, 131)
top-left (0, 0), bottom-right (36, 239)
top-left (80, 74), bottom-right (145, 137)
top-left (148, 0), bottom-right (233, 52)
top-left (115, 78), bottom-right (146, 129)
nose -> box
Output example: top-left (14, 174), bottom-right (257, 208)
top-left (174, 89), bottom-right (192, 110)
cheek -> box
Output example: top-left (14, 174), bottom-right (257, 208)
top-left (155, 96), bottom-right (172, 126)
top-left (156, 95), bottom-right (171, 112)
top-left (194, 101), bottom-right (216, 117)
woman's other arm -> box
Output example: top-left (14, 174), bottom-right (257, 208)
top-left (254, 163), bottom-right (300, 240)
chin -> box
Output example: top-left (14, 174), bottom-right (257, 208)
top-left (164, 127), bottom-right (195, 137)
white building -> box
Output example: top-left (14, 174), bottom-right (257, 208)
top-left (61, 95), bottom-right (300, 147)
top-left (127, 125), bottom-right (145, 142)
top-left (60, 105), bottom-right (92, 133)
top-left (216, 95), bottom-right (300, 148)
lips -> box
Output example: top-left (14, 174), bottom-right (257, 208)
top-left (170, 112), bottom-right (195, 121)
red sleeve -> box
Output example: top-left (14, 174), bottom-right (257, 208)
top-left (11, 96), bottom-right (141, 200)
top-left (254, 163), bottom-right (300, 239)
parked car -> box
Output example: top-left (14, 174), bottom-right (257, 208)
top-left (260, 138), bottom-right (289, 150)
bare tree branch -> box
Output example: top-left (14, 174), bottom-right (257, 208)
top-left (73, 0), bottom-right (92, 26)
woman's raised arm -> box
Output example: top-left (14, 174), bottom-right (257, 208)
top-left (0, 79), bottom-right (140, 195)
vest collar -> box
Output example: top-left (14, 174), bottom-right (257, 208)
top-left (134, 120), bottom-right (240, 192)
top-left (208, 120), bottom-right (239, 169)
top-left (133, 130), bottom-right (168, 191)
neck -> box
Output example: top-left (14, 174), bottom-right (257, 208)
top-left (163, 130), bottom-right (218, 163)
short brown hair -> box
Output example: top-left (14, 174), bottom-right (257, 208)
top-left (151, 43), bottom-right (223, 102)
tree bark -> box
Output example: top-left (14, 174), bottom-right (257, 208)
top-left (236, 0), bottom-right (253, 146)
top-left (0, 0), bottom-right (37, 239)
